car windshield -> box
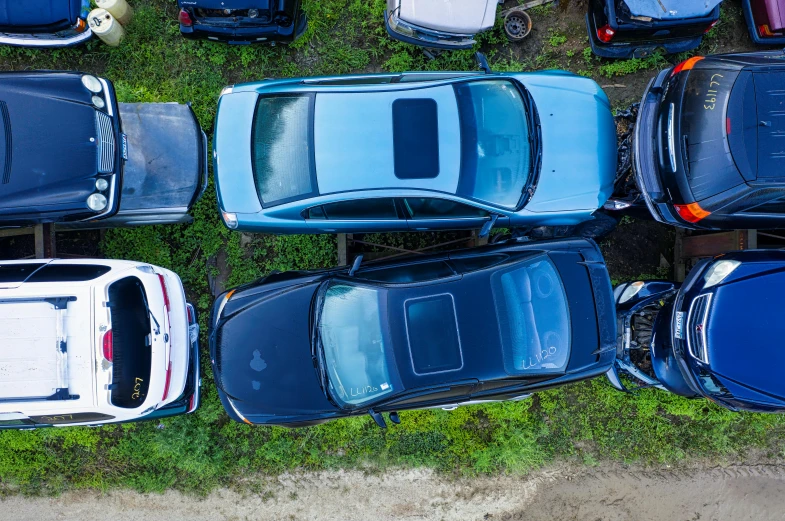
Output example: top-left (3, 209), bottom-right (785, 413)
top-left (454, 80), bottom-right (532, 209)
top-left (491, 256), bottom-right (570, 374)
top-left (317, 282), bottom-right (400, 408)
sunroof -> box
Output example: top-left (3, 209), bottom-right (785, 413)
top-left (392, 98), bottom-right (439, 179)
top-left (405, 294), bottom-right (462, 375)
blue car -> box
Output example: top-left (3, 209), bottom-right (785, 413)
top-left (213, 68), bottom-right (617, 234)
top-left (0, 0), bottom-right (92, 48)
top-left (608, 250), bottom-right (785, 413)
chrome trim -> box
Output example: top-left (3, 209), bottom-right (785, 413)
top-left (0, 27), bottom-right (92, 47)
top-left (97, 77), bottom-right (114, 117)
top-left (686, 293), bottom-right (712, 364)
top-left (95, 111), bottom-right (115, 174)
top-left (667, 103), bottom-right (677, 172)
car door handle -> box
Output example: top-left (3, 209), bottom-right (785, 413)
top-left (441, 405), bottom-right (459, 411)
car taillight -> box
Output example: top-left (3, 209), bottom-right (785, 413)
top-left (671, 56), bottom-right (704, 77)
top-left (703, 19), bottom-right (718, 34)
top-left (726, 117), bottom-right (731, 135)
top-left (759, 24), bottom-right (774, 37)
top-left (596, 24), bottom-right (615, 43)
top-left (674, 202), bottom-right (711, 223)
top-left (178, 9), bottom-right (193, 27)
top-left (102, 330), bottom-right (113, 361)
top-left (157, 274), bottom-right (170, 312)
top-left (162, 361), bottom-right (172, 401)
top-left (188, 393), bottom-right (197, 412)
top-left (75, 18), bottom-right (87, 33)
top-left (187, 305), bottom-right (194, 323)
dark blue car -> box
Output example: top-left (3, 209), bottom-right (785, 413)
top-left (609, 250), bottom-right (785, 412)
top-left (0, 0), bottom-right (92, 48)
top-left (209, 237), bottom-right (616, 428)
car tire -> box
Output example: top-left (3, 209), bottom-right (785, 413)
top-left (572, 212), bottom-right (618, 240)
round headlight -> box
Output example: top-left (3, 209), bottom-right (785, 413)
top-left (81, 75), bottom-right (103, 93)
top-left (95, 178), bottom-right (109, 191)
top-left (92, 95), bottom-right (106, 109)
top-left (703, 259), bottom-right (741, 288)
top-left (87, 193), bottom-right (108, 212)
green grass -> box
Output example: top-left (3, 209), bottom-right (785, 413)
top-left (0, 0), bottom-right (782, 495)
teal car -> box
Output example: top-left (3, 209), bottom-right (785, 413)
top-left (213, 69), bottom-right (617, 234)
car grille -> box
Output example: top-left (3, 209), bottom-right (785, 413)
top-left (95, 111), bottom-right (115, 174)
top-left (686, 293), bottom-right (712, 364)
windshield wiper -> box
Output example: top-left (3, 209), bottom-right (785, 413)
top-left (139, 288), bottom-right (161, 336)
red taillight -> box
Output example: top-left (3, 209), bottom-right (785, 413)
top-left (671, 56), bottom-right (704, 76)
top-left (102, 330), bottom-right (113, 361)
top-left (186, 305), bottom-right (194, 323)
top-left (596, 23), bottom-right (615, 43)
top-left (759, 24), bottom-right (774, 37)
top-left (674, 202), bottom-right (711, 223)
top-left (157, 274), bottom-right (170, 311)
top-left (703, 19), bottom-right (718, 34)
top-left (178, 9), bottom-right (193, 27)
top-left (188, 393), bottom-right (197, 413)
top-left (162, 361), bottom-right (172, 401)
top-left (726, 117), bottom-right (731, 135)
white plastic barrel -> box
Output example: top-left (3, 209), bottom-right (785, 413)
top-left (95, 0), bottom-right (133, 26)
top-left (88, 9), bottom-right (126, 47)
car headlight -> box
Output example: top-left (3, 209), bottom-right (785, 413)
top-left (703, 259), bottom-right (741, 288)
top-left (81, 74), bottom-right (103, 93)
top-left (92, 95), bottom-right (106, 109)
top-left (618, 281), bottom-right (644, 303)
top-left (87, 193), bottom-right (107, 211)
top-left (388, 13), bottom-right (416, 37)
top-left (220, 86), bottom-right (234, 97)
top-left (95, 178), bottom-right (109, 191)
top-left (221, 211), bottom-right (239, 229)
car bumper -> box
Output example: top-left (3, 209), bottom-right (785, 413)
top-left (585, 15), bottom-right (703, 59)
top-left (384, 10), bottom-right (475, 50)
top-left (180, 13), bottom-right (307, 44)
top-left (0, 26), bottom-right (92, 48)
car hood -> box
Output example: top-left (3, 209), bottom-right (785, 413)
top-left (397, 0), bottom-right (497, 34)
top-left (520, 73), bottom-right (616, 212)
top-left (182, 0), bottom-right (272, 9)
top-left (707, 271), bottom-right (785, 400)
top-left (213, 91), bottom-right (263, 214)
top-left (0, 79), bottom-right (101, 211)
top-left (214, 282), bottom-right (335, 416)
top-left (0, 0), bottom-right (79, 27)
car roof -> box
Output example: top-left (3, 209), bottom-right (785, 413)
top-left (313, 85), bottom-right (461, 195)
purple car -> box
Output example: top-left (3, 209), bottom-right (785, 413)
top-left (743, 0), bottom-right (785, 44)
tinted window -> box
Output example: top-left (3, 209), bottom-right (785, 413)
top-left (252, 95), bottom-right (316, 207)
top-left (0, 419), bottom-right (30, 427)
top-left (306, 206), bottom-right (326, 219)
top-left (404, 198), bottom-right (487, 219)
top-left (29, 413), bottom-right (115, 425)
top-left (322, 199), bottom-right (398, 220)
top-left (450, 254), bottom-right (508, 273)
top-left (405, 295), bottom-right (462, 375)
top-left (742, 196), bottom-right (785, 214)
top-left (27, 264), bottom-right (111, 283)
top-left (392, 99), bottom-right (439, 179)
top-left (108, 277), bottom-right (152, 409)
top-left (358, 261), bottom-right (454, 283)
top-left (0, 263), bottom-right (45, 283)
top-left (387, 384), bottom-right (474, 407)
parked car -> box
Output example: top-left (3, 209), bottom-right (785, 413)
top-left (0, 71), bottom-right (208, 228)
top-left (384, 0), bottom-right (499, 49)
top-left (0, 259), bottom-right (201, 429)
top-left (743, 0), bottom-right (785, 45)
top-left (586, 0), bottom-right (722, 58)
top-left (0, 0), bottom-right (92, 48)
top-left (608, 51), bottom-right (785, 229)
top-left (213, 68), bottom-right (617, 234)
top-left (209, 237), bottom-right (616, 428)
top-left (177, 0), bottom-right (307, 45)
top-left (608, 250), bottom-right (785, 413)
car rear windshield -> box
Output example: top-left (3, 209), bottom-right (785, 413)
top-left (251, 94), bottom-right (317, 207)
top-left (107, 277), bottom-right (152, 409)
top-left (491, 256), bottom-right (570, 375)
top-left (454, 80), bottom-right (532, 210)
top-left (317, 282), bottom-right (401, 408)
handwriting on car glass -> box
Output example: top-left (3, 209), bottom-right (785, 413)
top-left (704, 73), bottom-right (723, 110)
top-left (521, 346), bottom-right (559, 371)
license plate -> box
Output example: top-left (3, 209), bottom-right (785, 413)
top-left (633, 46), bottom-right (657, 58)
top-left (674, 311), bottom-right (685, 339)
top-left (120, 133), bottom-right (128, 160)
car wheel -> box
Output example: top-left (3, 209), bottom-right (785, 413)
top-left (572, 212), bottom-right (618, 240)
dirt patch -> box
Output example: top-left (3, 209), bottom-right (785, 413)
top-left (4, 464), bottom-right (785, 521)
top-left (601, 218), bottom-right (675, 281)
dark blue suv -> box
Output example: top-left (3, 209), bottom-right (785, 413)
top-left (609, 250), bottom-right (785, 412)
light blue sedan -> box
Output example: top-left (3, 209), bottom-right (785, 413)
top-left (213, 69), bottom-right (617, 234)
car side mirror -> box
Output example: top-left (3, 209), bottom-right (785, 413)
top-left (388, 411), bottom-right (401, 424)
top-left (475, 52), bottom-right (492, 74)
top-left (368, 408), bottom-right (387, 428)
top-left (479, 214), bottom-right (500, 239)
top-left (348, 254), bottom-right (363, 277)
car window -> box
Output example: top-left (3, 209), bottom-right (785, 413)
top-left (450, 254), bottom-right (508, 274)
top-left (385, 384), bottom-right (475, 407)
top-left (357, 261), bottom-right (455, 283)
top-left (303, 75), bottom-right (398, 85)
top-left (399, 73), bottom-right (481, 83)
top-left (27, 264), bottom-right (111, 283)
top-left (393, 99), bottom-right (439, 179)
top-left (404, 198), bottom-right (488, 219)
top-left (321, 199), bottom-right (398, 220)
top-left (741, 196), bottom-right (785, 214)
top-left (28, 413), bottom-right (115, 425)
top-left (0, 263), bottom-right (46, 283)
top-left (405, 294), bottom-right (462, 375)
top-left (0, 419), bottom-right (31, 427)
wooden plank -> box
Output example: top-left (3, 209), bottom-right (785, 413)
top-left (674, 228), bottom-right (685, 282)
top-left (42, 224), bottom-right (56, 258)
top-left (336, 233), bottom-right (348, 266)
top-left (681, 231), bottom-right (744, 259)
top-left (33, 224), bottom-right (44, 259)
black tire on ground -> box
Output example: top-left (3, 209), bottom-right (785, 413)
top-left (572, 212), bottom-right (618, 240)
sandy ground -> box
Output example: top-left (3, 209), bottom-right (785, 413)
top-left (4, 464), bottom-right (785, 521)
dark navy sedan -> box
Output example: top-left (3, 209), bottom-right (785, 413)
top-left (209, 238), bottom-right (616, 428)
top-left (609, 250), bottom-right (785, 412)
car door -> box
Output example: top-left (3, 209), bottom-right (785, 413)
top-left (354, 257), bottom-right (457, 284)
top-left (376, 382), bottom-right (478, 412)
top-left (729, 191), bottom-right (785, 229)
top-left (402, 196), bottom-right (493, 231)
top-left (304, 197), bottom-right (407, 233)
top-left (0, 412), bottom-right (38, 430)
